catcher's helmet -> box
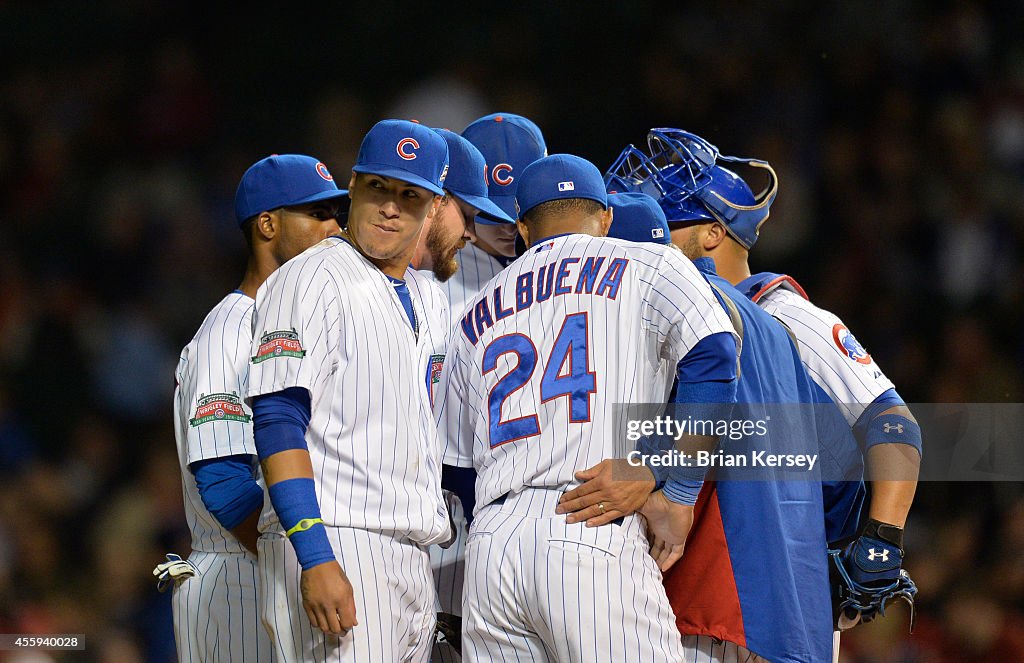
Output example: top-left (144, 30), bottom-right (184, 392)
top-left (605, 128), bottom-right (779, 249)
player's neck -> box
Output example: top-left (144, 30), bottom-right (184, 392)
top-left (371, 256), bottom-right (412, 280)
top-left (712, 254), bottom-right (752, 286)
top-left (524, 216), bottom-right (598, 247)
top-left (237, 255), bottom-right (274, 298)
top-left (332, 230), bottom-right (411, 279)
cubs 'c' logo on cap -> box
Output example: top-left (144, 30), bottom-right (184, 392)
top-left (315, 162), bottom-right (333, 181)
top-left (832, 324), bottom-right (872, 365)
top-left (397, 138), bottom-right (420, 160)
top-left (492, 163), bottom-right (514, 186)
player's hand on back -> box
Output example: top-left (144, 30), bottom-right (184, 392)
top-left (647, 533), bottom-right (687, 573)
top-left (300, 561), bottom-right (358, 635)
top-left (639, 490), bottom-right (694, 571)
top-left (556, 459), bottom-right (656, 526)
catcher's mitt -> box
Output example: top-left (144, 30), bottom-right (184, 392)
top-left (828, 519), bottom-right (917, 632)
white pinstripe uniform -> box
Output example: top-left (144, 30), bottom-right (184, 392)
top-left (172, 291), bottom-right (272, 662)
top-left (680, 636), bottom-right (768, 663)
top-left (422, 239), bottom-right (509, 663)
top-left (247, 237), bottom-right (451, 663)
top-left (437, 234), bottom-right (736, 663)
top-left (756, 286), bottom-right (894, 423)
top-left (436, 241), bottom-right (510, 325)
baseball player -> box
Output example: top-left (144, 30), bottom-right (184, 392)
top-left (412, 128), bottom-right (512, 283)
top-left (163, 154), bottom-right (347, 661)
top-left (560, 189), bottom-right (835, 662)
top-left (609, 129), bottom-right (921, 650)
top-left (424, 115), bottom-right (545, 662)
top-left (435, 154), bottom-right (740, 662)
top-left (246, 120), bottom-right (453, 663)
top-left (435, 112), bottom-right (547, 318)
top-left (405, 127), bottom-right (512, 662)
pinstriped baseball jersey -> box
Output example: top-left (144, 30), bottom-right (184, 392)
top-left (433, 241), bottom-right (507, 324)
top-left (174, 291), bottom-right (264, 554)
top-left (172, 291), bottom-right (273, 662)
top-left (422, 236), bottom-right (504, 662)
top-left (246, 236), bottom-right (450, 545)
top-left (437, 233), bottom-right (736, 510)
top-left (757, 287), bottom-right (894, 425)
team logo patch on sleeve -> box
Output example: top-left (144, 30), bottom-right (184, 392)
top-left (252, 329), bottom-right (305, 364)
top-left (189, 392), bottom-right (251, 426)
top-left (832, 324), bottom-right (872, 364)
top-left (429, 354), bottom-right (445, 403)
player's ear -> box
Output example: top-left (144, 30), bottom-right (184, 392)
top-left (599, 206), bottom-right (613, 237)
top-left (428, 194), bottom-right (443, 218)
top-left (348, 172), bottom-right (357, 193)
top-left (516, 219), bottom-right (530, 248)
top-left (703, 221), bottom-right (727, 251)
top-left (256, 211), bottom-right (277, 241)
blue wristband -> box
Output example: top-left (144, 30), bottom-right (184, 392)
top-left (663, 479), bottom-right (704, 506)
top-left (267, 478), bottom-right (334, 570)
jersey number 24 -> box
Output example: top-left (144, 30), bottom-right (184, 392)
top-left (482, 312), bottom-right (596, 447)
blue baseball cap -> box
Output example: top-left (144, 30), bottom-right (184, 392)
top-left (432, 129), bottom-right (514, 224)
top-left (462, 112), bottom-right (547, 220)
top-left (234, 154), bottom-right (349, 226)
top-left (352, 119), bottom-right (449, 196)
top-left (606, 192), bottom-right (670, 245)
top-left (516, 154), bottom-right (608, 218)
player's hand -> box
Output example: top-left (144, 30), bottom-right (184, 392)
top-left (556, 459), bottom-right (656, 527)
top-left (639, 490), bottom-right (694, 571)
top-left (647, 532), bottom-right (687, 573)
top-left (300, 561), bottom-right (358, 635)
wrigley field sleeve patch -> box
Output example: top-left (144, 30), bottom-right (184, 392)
top-left (429, 353), bottom-right (445, 405)
top-left (252, 329), bottom-right (306, 364)
top-left (190, 392), bottom-right (252, 427)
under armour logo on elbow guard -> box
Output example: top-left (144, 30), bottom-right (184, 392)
top-left (868, 548), bottom-right (890, 562)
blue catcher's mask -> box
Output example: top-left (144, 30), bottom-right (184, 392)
top-left (605, 128), bottom-right (779, 249)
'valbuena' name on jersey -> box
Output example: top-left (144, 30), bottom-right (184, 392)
top-left (460, 255), bottom-right (628, 346)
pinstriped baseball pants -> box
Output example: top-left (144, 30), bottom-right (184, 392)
top-left (462, 487), bottom-right (686, 662)
top-left (681, 635), bottom-right (769, 663)
top-left (172, 550), bottom-right (272, 662)
top-left (259, 528), bottom-right (435, 663)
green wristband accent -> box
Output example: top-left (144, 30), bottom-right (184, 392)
top-left (285, 517), bottom-right (324, 538)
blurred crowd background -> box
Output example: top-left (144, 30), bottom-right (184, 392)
top-left (1, 1), bottom-right (1022, 661)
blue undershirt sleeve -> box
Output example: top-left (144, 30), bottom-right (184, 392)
top-left (252, 387), bottom-right (312, 459)
top-left (191, 455), bottom-right (264, 530)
